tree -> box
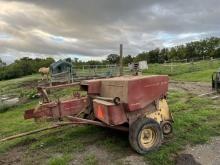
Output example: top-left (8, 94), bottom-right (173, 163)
top-left (123, 55), bottom-right (133, 65)
top-left (213, 48), bottom-right (220, 58)
top-left (148, 48), bottom-right (160, 63)
top-left (0, 57), bottom-right (55, 80)
top-left (106, 54), bottom-right (120, 64)
top-left (159, 48), bottom-right (169, 63)
top-left (0, 58), bottom-right (6, 67)
top-left (134, 52), bottom-right (148, 62)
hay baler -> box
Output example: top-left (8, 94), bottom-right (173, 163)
top-left (24, 75), bottom-right (173, 154)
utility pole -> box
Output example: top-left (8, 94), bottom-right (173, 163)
top-left (119, 44), bottom-right (123, 76)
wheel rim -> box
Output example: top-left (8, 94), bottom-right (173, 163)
top-left (140, 127), bottom-right (157, 148)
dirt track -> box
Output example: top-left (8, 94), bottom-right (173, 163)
top-left (176, 137), bottom-right (220, 165)
top-left (169, 81), bottom-right (212, 95)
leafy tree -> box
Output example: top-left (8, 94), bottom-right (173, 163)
top-left (0, 57), bottom-right (55, 80)
top-left (123, 55), bottom-right (133, 65)
top-left (135, 37), bottom-right (220, 63)
top-left (0, 58), bottom-right (6, 67)
top-left (134, 52), bottom-right (148, 62)
top-left (106, 54), bottom-right (120, 64)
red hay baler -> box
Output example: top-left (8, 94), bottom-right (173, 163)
top-left (24, 75), bottom-right (173, 154)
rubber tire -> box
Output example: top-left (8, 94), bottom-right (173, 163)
top-left (129, 118), bottom-right (163, 154)
top-left (161, 121), bottom-right (173, 135)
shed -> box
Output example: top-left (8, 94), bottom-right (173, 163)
top-left (50, 58), bottom-right (74, 84)
top-left (50, 58), bottom-right (73, 74)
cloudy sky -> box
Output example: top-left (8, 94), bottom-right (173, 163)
top-left (0, 0), bottom-right (220, 63)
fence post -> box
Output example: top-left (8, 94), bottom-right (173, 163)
top-left (191, 59), bottom-right (194, 71)
top-left (210, 57), bottom-right (213, 68)
top-left (170, 61), bottom-right (173, 73)
top-left (119, 44), bottom-right (123, 76)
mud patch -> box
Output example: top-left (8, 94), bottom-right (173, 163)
top-left (169, 81), bottom-right (211, 95)
top-left (19, 80), bottom-right (39, 89)
top-left (177, 137), bottom-right (220, 165)
top-left (117, 155), bottom-right (148, 165)
top-left (70, 145), bottom-right (147, 165)
top-left (71, 145), bottom-right (112, 165)
top-left (176, 154), bottom-right (201, 165)
top-left (0, 147), bottom-right (24, 165)
top-left (0, 147), bottom-right (52, 165)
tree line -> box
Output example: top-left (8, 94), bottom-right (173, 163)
top-left (134, 37), bottom-right (220, 63)
top-left (0, 57), bottom-right (54, 80)
top-left (0, 37), bottom-right (220, 80)
top-left (72, 37), bottom-right (220, 66)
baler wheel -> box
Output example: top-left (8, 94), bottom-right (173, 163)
top-left (129, 118), bottom-right (162, 154)
top-left (161, 121), bottom-right (173, 135)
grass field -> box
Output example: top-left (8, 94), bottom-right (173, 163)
top-left (0, 74), bottom-right (40, 96)
top-left (0, 60), bottom-right (220, 164)
top-left (0, 88), bottom-right (219, 165)
top-left (172, 69), bottom-right (216, 82)
top-left (144, 59), bottom-right (220, 82)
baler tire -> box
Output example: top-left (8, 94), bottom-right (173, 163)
top-left (129, 118), bottom-right (162, 154)
top-left (161, 121), bottom-right (173, 135)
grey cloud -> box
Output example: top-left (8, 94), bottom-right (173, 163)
top-left (0, 0), bottom-right (220, 62)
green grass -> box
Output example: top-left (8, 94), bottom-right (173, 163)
top-left (0, 100), bottom-right (49, 153)
top-left (0, 74), bottom-right (40, 96)
top-left (0, 70), bottom-right (220, 164)
top-left (0, 90), bottom-right (219, 165)
top-left (48, 154), bottom-right (71, 165)
top-left (0, 103), bottom-right (15, 113)
top-left (172, 69), bottom-right (215, 82)
top-left (83, 154), bottom-right (98, 165)
top-left (143, 60), bottom-right (220, 82)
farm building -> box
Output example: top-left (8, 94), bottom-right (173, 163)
top-left (50, 58), bottom-right (73, 74)
top-left (50, 58), bottom-right (74, 84)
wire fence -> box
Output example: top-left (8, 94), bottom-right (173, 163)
top-left (49, 64), bottom-right (135, 84)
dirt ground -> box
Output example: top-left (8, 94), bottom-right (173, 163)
top-left (176, 137), bottom-right (220, 165)
top-left (70, 145), bottom-right (148, 165)
top-left (0, 145), bottom-right (148, 165)
top-left (171, 81), bottom-right (220, 165)
top-left (169, 81), bottom-right (212, 95)
top-left (0, 147), bottom-right (28, 165)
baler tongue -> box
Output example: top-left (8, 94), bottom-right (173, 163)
top-left (23, 82), bottom-right (87, 120)
top-left (24, 97), bottom-right (87, 120)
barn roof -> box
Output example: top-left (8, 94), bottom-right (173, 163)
top-left (50, 59), bottom-right (72, 70)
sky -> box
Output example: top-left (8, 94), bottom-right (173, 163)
top-left (0, 0), bottom-right (220, 64)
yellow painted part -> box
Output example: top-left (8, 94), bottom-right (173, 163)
top-left (145, 99), bottom-right (173, 124)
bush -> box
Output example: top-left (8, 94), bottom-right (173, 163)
top-left (0, 57), bottom-right (54, 81)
